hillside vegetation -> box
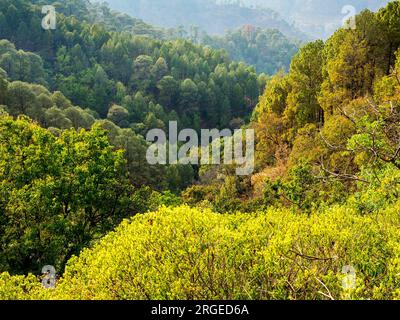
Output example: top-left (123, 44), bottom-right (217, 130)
top-left (244, 0), bottom-right (390, 39)
top-left (186, 2), bottom-right (400, 216)
top-left (105, 0), bottom-right (307, 39)
top-left (0, 0), bottom-right (400, 300)
top-left (2, 197), bottom-right (400, 300)
top-left (202, 27), bottom-right (299, 74)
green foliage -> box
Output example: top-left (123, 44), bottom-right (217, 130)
top-left (0, 0), bottom-right (264, 131)
top-left (253, 70), bottom-right (288, 118)
top-left (286, 40), bottom-right (324, 127)
top-left (3, 198), bottom-right (400, 300)
top-left (0, 114), bottom-right (133, 274)
top-left (214, 176), bottom-right (242, 212)
top-left (203, 27), bottom-right (299, 74)
top-left (2, 0), bottom-right (400, 302)
top-left (279, 160), bottom-right (317, 210)
top-left (0, 273), bottom-right (42, 300)
top-left (346, 101), bottom-right (400, 172)
top-left (107, 104), bottom-right (129, 128)
top-left (0, 39), bottom-right (47, 85)
top-left (249, 2), bottom-right (400, 211)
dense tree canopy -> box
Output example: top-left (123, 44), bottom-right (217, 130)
top-left (1, 0), bottom-right (400, 301)
top-left (185, 2), bottom-right (400, 215)
top-left (0, 115), bottom-right (131, 273)
top-left (203, 27), bottom-right (299, 74)
top-left (0, 0), bottom-right (264, 131)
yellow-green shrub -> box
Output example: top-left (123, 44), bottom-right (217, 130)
top-left (2, 202), bottom-right (400, 300)
top-left (0, 273), bottom-right (42, 300)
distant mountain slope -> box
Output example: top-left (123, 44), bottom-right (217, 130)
top-left (103, 0), bottom-right (308, 40)
top-left (203, 27), bottom-right (299, 74)
top-left (243, 0), bottom-right (391, 39)
top-left (31, 0), bottom-right (166, 37)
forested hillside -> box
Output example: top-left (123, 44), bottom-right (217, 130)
top-left (202, 27), bottom-right (299, 74)
top-left (1, 0), bottom-right (265, 129)
top-left (183, 2), bottom-right (400, 216)
top-left (244, 0), bottom-right (391, 39)
top-left (0, 0), bottom-right (270, 194)
top-left (1, 0), bottom-right (400, 301)
top-left (105, 0), bottom-right (390, 40)
top-left (105, 0), bottom-right (307, 39)
top-left (0, 0), bottom-right (265, 274)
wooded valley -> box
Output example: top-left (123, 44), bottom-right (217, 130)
top-left (0, 0), bottom-right (400, 300)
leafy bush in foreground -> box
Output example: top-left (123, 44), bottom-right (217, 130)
top-left (3, 201), bottom-right (400, 300)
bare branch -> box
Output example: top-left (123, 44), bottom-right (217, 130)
top-left (315, 277), bottom-right (335, 301)
top-left (319, 131), bottom-right (348, 151)
top-left (319, 159), bottom-right (369, 184)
